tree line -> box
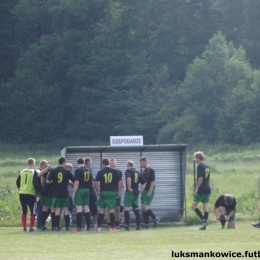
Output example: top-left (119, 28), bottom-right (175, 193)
top-left (1, 0), bottom-right (260, 145)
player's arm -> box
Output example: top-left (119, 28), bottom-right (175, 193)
top-left (226, 210), bottom-right (235, 221)
top-left (72, 180), bottom-right (79, 201)
top-left (139, 175), bottom-right (146, 194)
top-left (213, 206), bottom-right (220, 220)
top-left (94, 172), bottom-right (101, 198)
top-left (46, 170), bottom-right (53, 184)
top-left (213, 196), bottom-right (222, 220)
top-left (118, 179), bottom-right (124, 191)
top-left (116, 180), bottom-right (120, 198)
top-left (147, 169), bottom-right (155, 197)
top-left (94, 181), bottom-right (99, 196)
top-left (68, 171), bottom-right (75, 187)
top-left (40, 176), bottom-right (45, 187)
top-left (122, 179), bottom-right (126, 191)
top-left (38, 164), bottom-right (51, 177)
top-left (119, 171), bottom-right (125, 191)
top-left (139, 183), bottom-right (146, 195)
top-left (119, 179), bottom-right (124, 191)
top-left (16, 175), bottom-right (21, 189)
top-left (147, 181), bottom-right (155, 197)
top-left (94, 181), bottom-right (100, 199)
top-left (116, 170), bottom-right (122, 198)
top-left (194, 177), bottom-right (203, 195)
top-left (68, 181), bottom-right (74, 187)
top-left (127, 177), bottom-right (132, 193)
top-left (33, 171), bottom-right (41, 193)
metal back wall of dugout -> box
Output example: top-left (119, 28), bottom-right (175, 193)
top-left (61, 145), bottom-right (187, 222)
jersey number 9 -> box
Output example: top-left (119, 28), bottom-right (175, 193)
top-left (58, 172), bottom-right (63, 183)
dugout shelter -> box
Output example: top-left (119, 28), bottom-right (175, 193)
top-left (61, 144), bottom-right (187, 221)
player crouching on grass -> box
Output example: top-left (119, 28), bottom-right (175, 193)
top-left (213, 194), bottom-right (237, 229)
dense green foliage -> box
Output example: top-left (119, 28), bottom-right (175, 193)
top-left (1, 0), bottom-right (260, 144)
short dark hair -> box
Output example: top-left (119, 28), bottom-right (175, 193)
top-left (58, 157), bottom-right (66, 165)
top-left (77, 157), bottom-right (84, 164)
top-left (225, 195), bottom-right (233, 205)
top-left (102, 158), bottom-right (110, 166)
top-left (140, 156), bottom-right (147, 162)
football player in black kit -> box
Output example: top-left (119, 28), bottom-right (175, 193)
top-left (94, 158), bottom-right (121, 232)
top-left (191, 151), bottom-right (211, 230)
top-left (84, 157), bottom-right (98, 229)
top-left (72, 157), bottom-right (93, 232)
top-left (106, 158), bottom-right (124, 229)
top-left (47, 157), bottom-right (74, 231)
top-left (40, 163), bottom-right (55, 230)
top-left (140, 156), bottom-right (160, 229)
top-left (124, 160), bottom-right (146, 231)
top-left (213, 194), bottom-right (237, 229)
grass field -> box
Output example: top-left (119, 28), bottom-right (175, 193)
top-left (1, 222), bottom-right (260, 260)
top-left (1, 142), bottom-right (260, 259)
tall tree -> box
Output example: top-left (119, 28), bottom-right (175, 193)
top-left (0, 0), bottom-right (19, 80)
top-left (157, 32), bottom-right (258, 144)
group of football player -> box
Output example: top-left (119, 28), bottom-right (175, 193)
top-left (16, 156), bottom-right (160, 232)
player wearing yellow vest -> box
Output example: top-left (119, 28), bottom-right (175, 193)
top-left (16, 158), bottom-right (41, 232)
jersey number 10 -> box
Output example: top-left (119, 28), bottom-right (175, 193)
top-left (104, 173), bottom-right (112, 183)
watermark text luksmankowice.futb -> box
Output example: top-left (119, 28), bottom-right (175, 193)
top-left (172, 251), bottom-right (260, 258)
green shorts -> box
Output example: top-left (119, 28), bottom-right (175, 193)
top-left (40, 195), bottom-right (52, 207)
top-left (116, 196), bottom-right (121, 207)
top-left (97, 191), bottom-right (116, 209)
top-left (124, 192), bottom-right (138, 207)
top-left (74, 188), bottom-right (90, 206)
top-left (227, 212), bottom-right (236, 221)
top-left (141, 190), bottom-right (155, 206)
top-left (193, 194), bottom-right (210, 203)
top-left (52, 197), bottom-right (70, 208)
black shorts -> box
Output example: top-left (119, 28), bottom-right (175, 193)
top-left (89, 191), bottom-right (97, 216)
top-left (19, 194), bottom-right (37, 215)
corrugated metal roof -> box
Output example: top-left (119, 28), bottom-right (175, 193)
top-left (62, 144), bottom-right (187, 153)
